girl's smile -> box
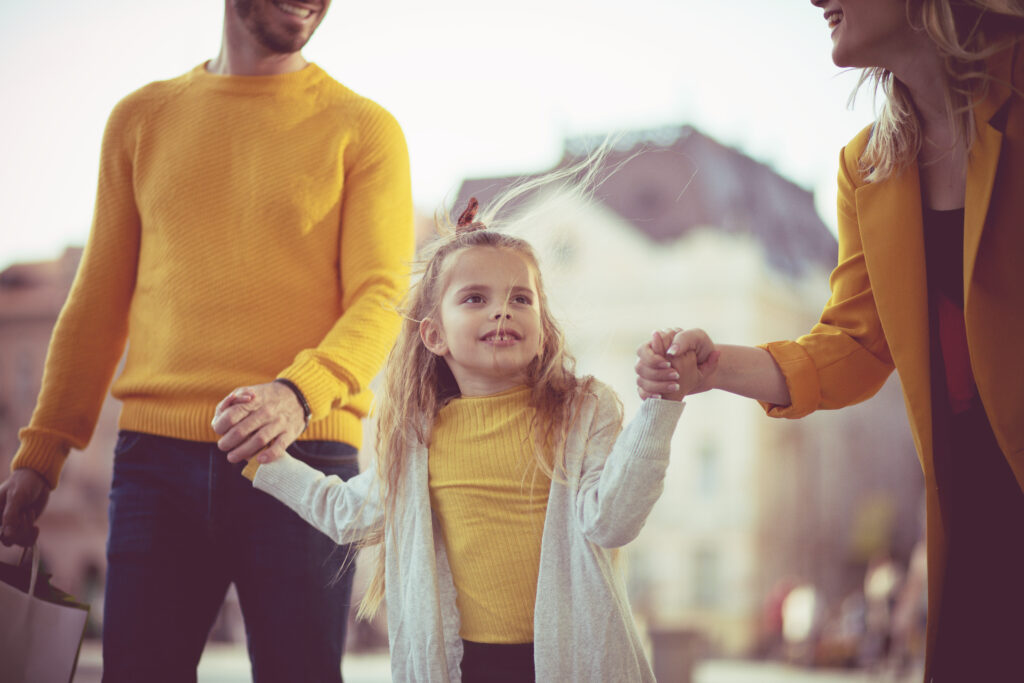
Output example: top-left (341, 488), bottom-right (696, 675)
top-left (481, 329), bottom-right (523, 344)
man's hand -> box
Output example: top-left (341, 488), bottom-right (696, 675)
top-left (0, 469), bottom-right (51, 547)
top-left (212, 381), bottom-right (307, 464)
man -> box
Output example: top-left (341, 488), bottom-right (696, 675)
top-left (0, 0), bottom-right (413, 680)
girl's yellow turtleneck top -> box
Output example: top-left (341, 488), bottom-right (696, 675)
top-left (428, 386), bottom-right (551, 644)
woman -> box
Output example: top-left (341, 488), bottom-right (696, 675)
top-left (637, 2), bottom-right (1023, 679)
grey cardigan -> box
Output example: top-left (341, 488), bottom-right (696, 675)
top-left (251, 383), bottom-right (684, 682)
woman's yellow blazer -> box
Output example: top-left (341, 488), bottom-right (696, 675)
top-left (760, 40), bottom-right (1024, 670)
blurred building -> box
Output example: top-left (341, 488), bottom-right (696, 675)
top-left (455, 126), bottom-right (923, 656)
top-left (0, 247), bottom-right (110, 610)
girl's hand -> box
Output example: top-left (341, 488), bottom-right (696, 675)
top-left (636, 329), bottom-right (677, 400)
top-left (636, 328), bottom-right (720, 400)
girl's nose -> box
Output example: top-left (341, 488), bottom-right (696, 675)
top-left (492, 310), bottom-right (511, 320)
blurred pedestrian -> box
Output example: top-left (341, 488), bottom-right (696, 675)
top-left (891, 538), bottom-right (928, 675)
top-left (781, 582), bottom-right (824, 666)
top-left (860, 554), bottom-right (902, 668)
top-left (759, 576), bottom-right (797, 659)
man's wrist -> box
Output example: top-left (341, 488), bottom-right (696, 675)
top-left (274, 378), bottom-right (311, 431)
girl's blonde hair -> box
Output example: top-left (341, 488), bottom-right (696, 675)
top-left (355, 145), bottom-right (624, 619)
top-left (856, 0), bottom-right (1024, 182)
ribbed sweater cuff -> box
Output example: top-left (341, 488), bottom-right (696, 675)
top-left (630, 398), bottom-right (686, 460)
top-left (279, 362), bottom-right (350, 422)
top-left (11, 430), bottom-right (70, 489)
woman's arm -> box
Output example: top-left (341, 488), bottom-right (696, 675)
top-left (637, 331), bottom-right (791, 406)
top-left (638, 135), bottom-right (896, 417)
top-left (708, 344), bottom-right (791, 404)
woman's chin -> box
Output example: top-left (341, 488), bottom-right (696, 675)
top-left (831, 45), bottom-right (858, 69)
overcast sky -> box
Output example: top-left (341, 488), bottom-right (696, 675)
top-left (0, 0), bottom-right (879, 270)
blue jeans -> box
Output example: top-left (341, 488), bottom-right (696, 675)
top-left (102, 431), bottom-right (359, 683)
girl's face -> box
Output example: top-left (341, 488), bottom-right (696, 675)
top-left (811, 0), bottom-right (913, 69)
top-left (421, 246), bottom-right (543, 397)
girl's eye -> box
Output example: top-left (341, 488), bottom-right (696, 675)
top-left (463, 294), bottom-right (483, 304)
top-left (513, 295), bottom-right (532, 305)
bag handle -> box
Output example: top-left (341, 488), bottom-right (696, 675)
top-left (18, 544), bottom-right (40, 596)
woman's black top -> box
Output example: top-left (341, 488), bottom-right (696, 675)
top-left (923, 208), bottom-right (1024, 680)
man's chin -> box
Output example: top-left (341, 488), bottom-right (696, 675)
top-left (251, 20), bottom-right (318, 55)
top-left (260, 32), bottom-right (314, 54)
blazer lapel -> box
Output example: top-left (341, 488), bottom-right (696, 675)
top-left (855, 168), bottom-right (933, 464)
top-left (964, 44), bottom-right (1015, 300)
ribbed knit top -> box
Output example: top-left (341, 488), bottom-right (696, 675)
top-left (14, 62), bottom-right (413, 486)
top-left (428, 386), bottom-right (550, 643)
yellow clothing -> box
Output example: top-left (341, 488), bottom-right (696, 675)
top-left (428, 386), bottom-right (550, 643)
top-left (760, 41), bottom-right (1024, 675)
top-left (13, 62), bottom-right (413, 486)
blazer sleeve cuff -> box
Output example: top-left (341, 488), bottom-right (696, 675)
top-left (756, 341), bottom-right (822, 419)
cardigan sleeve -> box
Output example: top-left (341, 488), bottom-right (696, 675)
top-left (11, 96), bottom-right (142, 487)
top-left (758, 132), bottom-right (895, 419)
top-left (277, 103), bottom-right (414, 420)
top-left (574, 385), bottom-right (684, 548)
top-left (251, 453), bottom-right (385, 545)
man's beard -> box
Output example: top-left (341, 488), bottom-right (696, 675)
top-left (233, 0), bottom-right (317, 54)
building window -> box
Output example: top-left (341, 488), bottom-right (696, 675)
top-left (693, 546), bottom-right (720, 608)
top-left (549, 231), bottom-right (577, 266)
top-left (16, 348), bottom-right (36, 404)
top-left (697, 439), bottom-right (718, 497)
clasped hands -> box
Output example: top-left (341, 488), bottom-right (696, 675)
top-left (0, 381), bottom-right (304, 547)
top-left (635, 328), bottom-right (719, 401)
top-left (212, 381), bottom-right (307, 465)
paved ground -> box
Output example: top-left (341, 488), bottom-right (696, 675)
top-left (73, 641), bottom-right (923, 683)
top-left (695, 660), bottom-right (921, 683)
top-left (72, 642), bottom-right (392, 683)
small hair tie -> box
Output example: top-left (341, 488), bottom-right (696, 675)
top-left (456, 197), bottom-right (482, 232)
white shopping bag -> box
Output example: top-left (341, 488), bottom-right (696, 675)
top-left (0, 545), bottom-right (90, 683)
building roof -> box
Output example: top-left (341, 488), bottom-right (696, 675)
top-left (0, 248), bottom-right (82, 320)
top-left (455, 126), bottom-right (838, 277)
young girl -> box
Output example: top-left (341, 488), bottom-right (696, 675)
top-left (226, 196), bottom-right (704, 682)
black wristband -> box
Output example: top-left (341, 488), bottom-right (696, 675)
top-left (274, 378), bottom-right (311, 431)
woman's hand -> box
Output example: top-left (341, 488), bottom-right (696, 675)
top-left (636, 328), bottom-right (720, 400)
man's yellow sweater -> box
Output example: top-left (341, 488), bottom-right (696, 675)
top-left (13, 63), bottom-right (413, 487)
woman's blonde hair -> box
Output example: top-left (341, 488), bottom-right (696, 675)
top-left (856, 0), bottom-right (1024, 182)
top-left (354, 146), bottom-right (624, 618)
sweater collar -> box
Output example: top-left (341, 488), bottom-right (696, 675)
top-left (188, 60), bottom-right (326, 95)
top-left (440, 385), bottom-right (531, 416)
